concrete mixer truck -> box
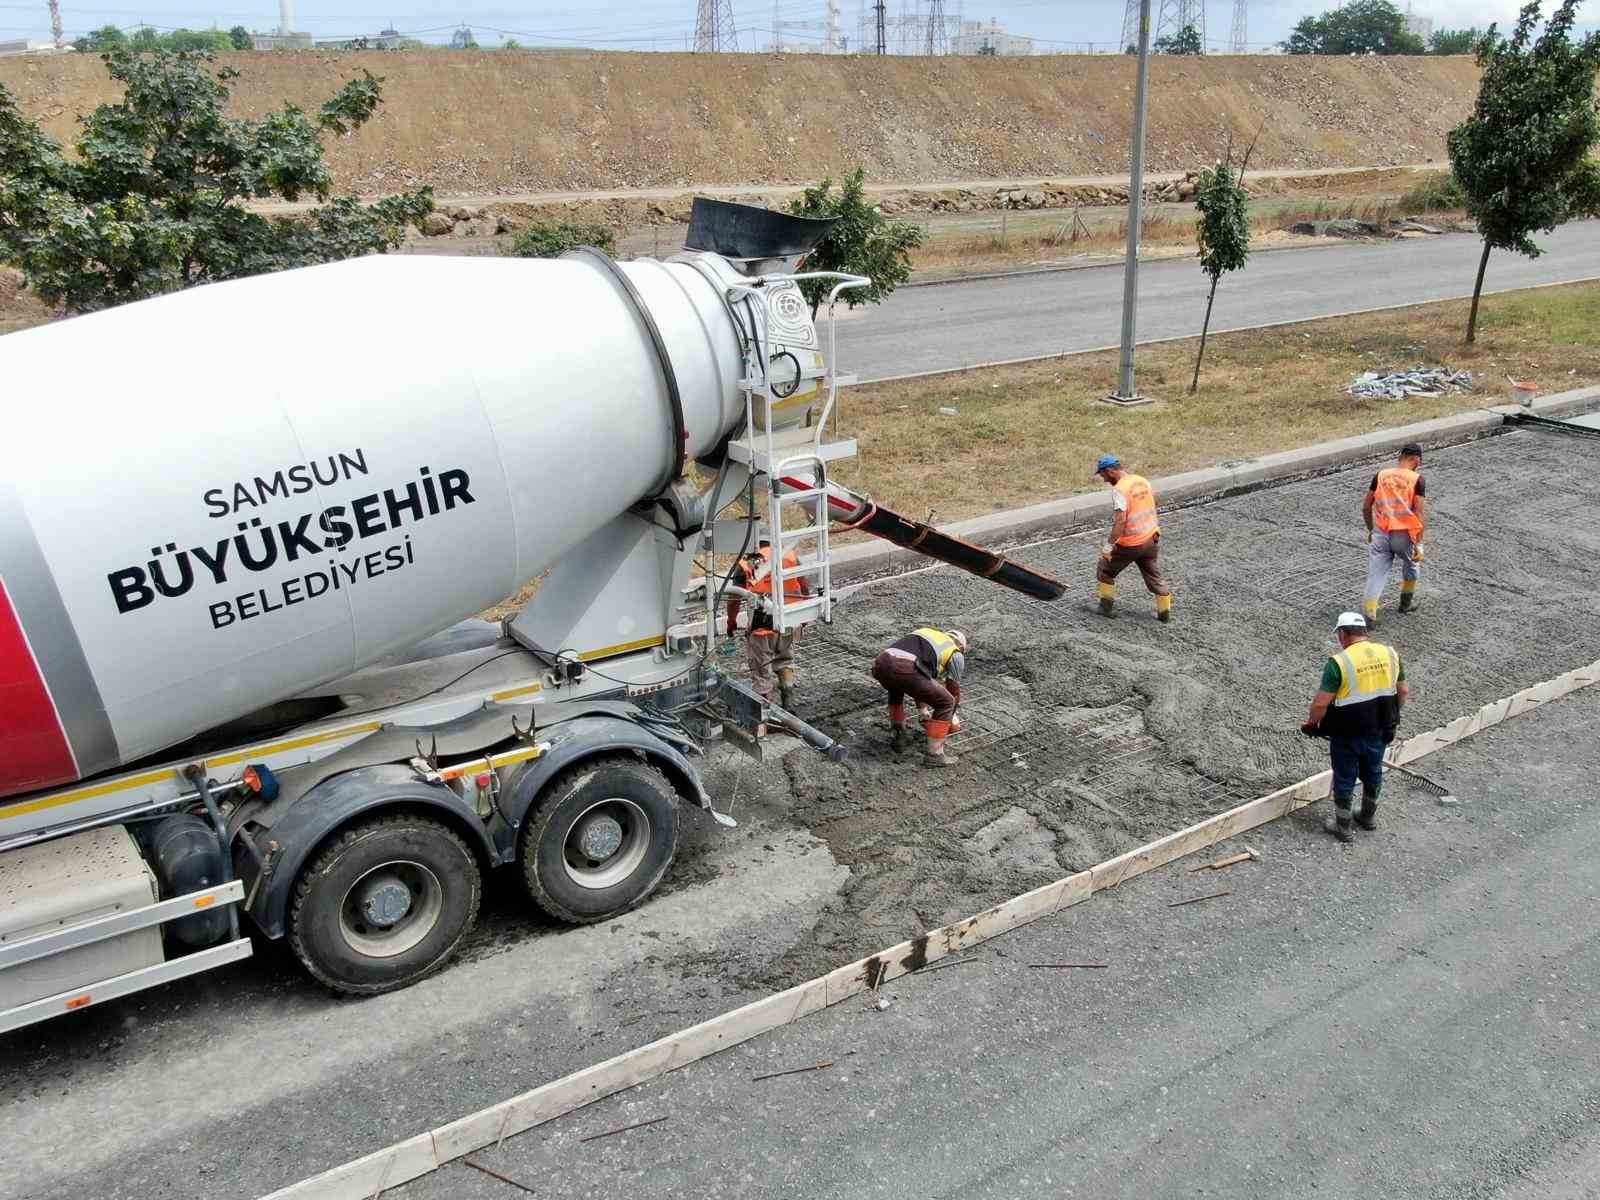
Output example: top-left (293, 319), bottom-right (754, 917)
top-left (0, 200), bottom-right (1064, 1031)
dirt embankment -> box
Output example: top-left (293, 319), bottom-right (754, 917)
top-left (0, 50), bottom-right (1478, 198)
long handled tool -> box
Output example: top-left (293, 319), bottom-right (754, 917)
top-left (1386, 761), bottom-right (1458, 804)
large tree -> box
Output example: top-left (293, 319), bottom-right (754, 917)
top-left (0, 49), bottom-right (432, 315)
top-left (1449, 1), bottom-right (1600, 342)
top-left (1285, 1), bottom-right (1426, 55)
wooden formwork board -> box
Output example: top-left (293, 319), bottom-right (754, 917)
top-left (262, 656), bottom-right (1600, 1200)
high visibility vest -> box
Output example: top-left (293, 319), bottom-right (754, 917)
top-left (1372, 468), bottom-right (1422, 534)
top-left (911, 628), bottom-right (961, 678)
top-left (1322, 639), bottom-right (1402, 738)
top-left (1115, 474), bottom-right (1159, 546)
top-left (1332, 640), bottom-right (1401, 706)
top-left (748, 545), bottom-right (805, 599)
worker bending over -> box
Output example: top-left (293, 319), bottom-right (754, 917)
top-left (1361, 443), bottom-right (1426, 629)
top-left (1093, 454), bottom-right (1173, 622)
top-left (726, 539), bottom-right (808, 714)
top-left (1301, 612), bottom-right (1409, 844)
top-left (871, 628), bottom-right (968, 768)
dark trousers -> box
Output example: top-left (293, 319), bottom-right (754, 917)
top-left (1097, 535), bottom-right (1170, 595)
top-left (871, 653), bottom-right (956, 723)
top-left (1329, 734), bottom-right (1386, 807)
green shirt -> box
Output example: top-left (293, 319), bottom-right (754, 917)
top-left (1321, 653), bottom-right (1406, 693)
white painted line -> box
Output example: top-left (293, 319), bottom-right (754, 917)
top-left (260, 655), bottom-right (1600, 1200)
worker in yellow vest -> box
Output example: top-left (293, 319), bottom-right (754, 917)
top-left (1093, 454), bottom-right (1172, 622)
top-left (870, 627), bottom-right (968, 768)
top-left (1301, 612), bottom-right (1409, 844)
top-left (1360, 443), bottom-right (1427, 630)
top-left (727, 539), bottom-right (809, 716)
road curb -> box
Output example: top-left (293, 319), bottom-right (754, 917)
top-left (260, 656), bottom-right (1600, 1200)
top-left (829, 384), bottom-right (1600, 585)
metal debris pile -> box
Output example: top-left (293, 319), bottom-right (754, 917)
top-left (1346, 366), bottom-right (1475, 400)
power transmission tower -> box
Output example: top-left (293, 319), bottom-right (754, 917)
top-left (1153, 0), bottom-right (1206, 47)
top-left (47, 0), bottom-right (63, 47)
top-left (694, 0), bottom-right (738, 52)
top-left (924, 0), bottom-right (947, 55)
top-left (875, 0), bottom-right (888, 53)
top-left (1120, 0), bottom-right (1141, 52)
top-left (1229, 0), bottom-right (1246, 52)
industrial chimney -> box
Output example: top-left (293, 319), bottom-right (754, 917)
top-left (279, 0), bottom-right (296, 35)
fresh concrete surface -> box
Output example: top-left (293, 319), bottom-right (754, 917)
top-left (838, 220), bottom-right (1600, 382)
top-left (395, 685), bottom-right (1600, 1200)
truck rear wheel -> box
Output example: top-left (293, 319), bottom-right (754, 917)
top-left (520, 756), bottom-right (679, 924)
top-left (288, 813), bottom-right (481, 996)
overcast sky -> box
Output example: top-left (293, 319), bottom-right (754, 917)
top-left (2, 1), bottom-right (1587, 50)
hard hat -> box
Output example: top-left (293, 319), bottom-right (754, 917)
top-left (1093, 453), bottom-right (1121, 475)
top-left (1335, 611), bottom-right (1367, 631)
top-left (948, 629), bottom-right (969, 651)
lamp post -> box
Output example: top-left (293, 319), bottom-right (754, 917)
top-left (1106, 0), bottom-right (1155, 407)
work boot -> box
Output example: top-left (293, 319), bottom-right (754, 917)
top-left (1156, 595), bottom-right (1173, 624)
top-left (1098, 597), bottom-right (1116, 618)
top-left (778, 682), bottom-right (796, 712)
top-left (1323, 807), bottom-right (1355, 844)
top-left (1398, 592), bottom-right (1417, 615)
top-left (923, 749), bottom-right (960, 768)
top-left (1356, 798), bottom-right (1379, 831)
top-left (890, 724), bottom-right (909, 753)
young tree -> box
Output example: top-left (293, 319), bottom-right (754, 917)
top-left (0, 49), bottom-right (433, 314)
top-left (1154, 24), bottom-right (1204, 55)
top-left (1429, 27), bottom-right (1484, 55)
top-left (1189, 141), bottom-right (1255, 394)
top-left (787, 168), bottom-right (925, 316)
top-left (1448, 1), bottom-right (1600, 342)
top-left (1285, 1), bottom-right (1425, 55)
top-left (73, 24), bottom-right (127, 52)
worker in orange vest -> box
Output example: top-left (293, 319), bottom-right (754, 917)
top-left (1093, 454), bottom-right (1173, 622)
top-left (1361, 443), bottom-right (1426, 630)
top-left (727, 539), bottom-right (809, 716)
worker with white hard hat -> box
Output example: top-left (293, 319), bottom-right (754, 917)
top-left (1301, 612), bottom-right (1409, 844)
top-left (871, 628), bottom-right (969, 768)
top-left (1092, 454), bottom-right (1173, 622)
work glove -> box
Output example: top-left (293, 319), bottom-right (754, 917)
top-left (1412, 542), bottom-right (1425, 564)
top-left (1100, 542), bottom-right (1115, 561)
top-left (1299, 720), bottom-right (1322, 738)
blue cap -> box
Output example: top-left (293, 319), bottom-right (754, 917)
top-left (1094, 454), bottom-right (1121, 473)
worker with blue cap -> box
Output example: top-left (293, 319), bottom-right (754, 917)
top-left (1092, 454), bottom-right (1172, 622)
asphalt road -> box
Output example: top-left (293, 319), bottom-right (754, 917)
top-left (401, 685), bottom-right (1600, 1200)
top-left (839, 220), bottom-right (1600, 381)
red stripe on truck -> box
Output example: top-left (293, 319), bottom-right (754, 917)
top-left (0, 579), bottom-right (79, 795)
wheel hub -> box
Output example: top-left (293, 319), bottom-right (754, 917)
top-left (357, 874), bottom-right (413, 928)
top-left (574, 814), bottom-right (625, 861)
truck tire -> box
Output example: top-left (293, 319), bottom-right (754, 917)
top-left (520, 756), bottom-right (680, 924)
top-left (288, 813), bottom-right (481, 996)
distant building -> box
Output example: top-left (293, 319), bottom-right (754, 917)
top-left (315, 29), bottom-right (404, 50)
top-left (1403, 14), bottom-right (1434, 42)
top-left (953, 18), bottom-right (1033, 56)
top-left (0, 38), bottom-right (65, 56)
top-left (252, 31), bottom-right (313, 49)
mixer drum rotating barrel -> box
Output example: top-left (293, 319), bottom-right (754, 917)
top-left (0, 252), bottom-right (749, 799)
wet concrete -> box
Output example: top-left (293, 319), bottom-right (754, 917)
top-left (714, 426), bottom-right (1600, 986)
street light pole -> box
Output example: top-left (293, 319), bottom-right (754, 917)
top-left (1107, 0), bottom-right (1155, 406)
